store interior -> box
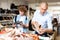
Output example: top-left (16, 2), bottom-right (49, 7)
top-left (0, 0), bottom-right (60, 40)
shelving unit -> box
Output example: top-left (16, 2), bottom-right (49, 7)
top-left (0, 13), bottom-right (16, 27)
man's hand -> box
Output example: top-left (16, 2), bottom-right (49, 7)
top-left (32, 21), bottom-right (47, 35)
top-left (34, 21), bottom-right (40, 30)
top-left (37, 28), bottom-right (46, 35)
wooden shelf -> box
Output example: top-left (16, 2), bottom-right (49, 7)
top-left (0, 20), bottom-right (13, 24)
top-left (0, 14), bottom-right (16, 17)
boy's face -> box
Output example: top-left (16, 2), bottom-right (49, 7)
top-left (19, 11), bottom-right (24, 16)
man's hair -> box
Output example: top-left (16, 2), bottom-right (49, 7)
top-left (40, 2), bottom-right (48, 6)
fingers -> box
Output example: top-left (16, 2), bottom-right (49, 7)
top-left (38, 28), bottom-right (46, 35)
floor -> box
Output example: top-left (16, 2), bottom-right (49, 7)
top-left (56, 27), bottom-right (60, 40)
top-left (56, 35), bottom-right (60, 40)
top-left (55, 26), bottom-right (60, 40)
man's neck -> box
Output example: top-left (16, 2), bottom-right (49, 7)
top-left (40, 11), bottom-right (47, 16)
top-left (40, 12), bottom-right (45, 16)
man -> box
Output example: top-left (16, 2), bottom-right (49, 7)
top-left (32, 2), bottom-right (53, 36)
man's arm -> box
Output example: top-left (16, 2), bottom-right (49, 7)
top-left (31, 21), bottom-right (36, 31)
top-left (32, 21), bottom-right (48, 34)
top-left (31, 21), bottom-right (41, 32)
top-left (38, 15), bottom-right (53, 34)
top-left (45, 15), bottom-right (53, 33)
top-left (44, 28), bottom-right (53, 33)
top-left (31, 10), bottom-right (44, 34)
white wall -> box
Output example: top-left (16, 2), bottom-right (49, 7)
top-left (29, 3), bottom-right (40, 10)
top-left (0, 0), bottom-right (27, 9)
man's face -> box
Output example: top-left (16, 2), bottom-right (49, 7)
top-left (40, 3), bottom-right (48, 14)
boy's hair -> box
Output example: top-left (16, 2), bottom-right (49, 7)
top-left (18, 5), bottom-right (27, 13)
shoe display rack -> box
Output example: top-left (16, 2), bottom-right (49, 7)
top-left (0, 13), bottom-right (16, 27)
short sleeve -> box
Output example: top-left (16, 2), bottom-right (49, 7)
top-left (32, 10), bottom-right (38, 21)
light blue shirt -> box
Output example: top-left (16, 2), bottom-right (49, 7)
top-left (13, 14), bottom-right (29, 33)
top-left (32, 10), bottom-right (53, 30)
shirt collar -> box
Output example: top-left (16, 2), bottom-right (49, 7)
top-left (39, 10), bottom-right (47, 16)
top-left (18, 14), bottom-right (25, 17)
